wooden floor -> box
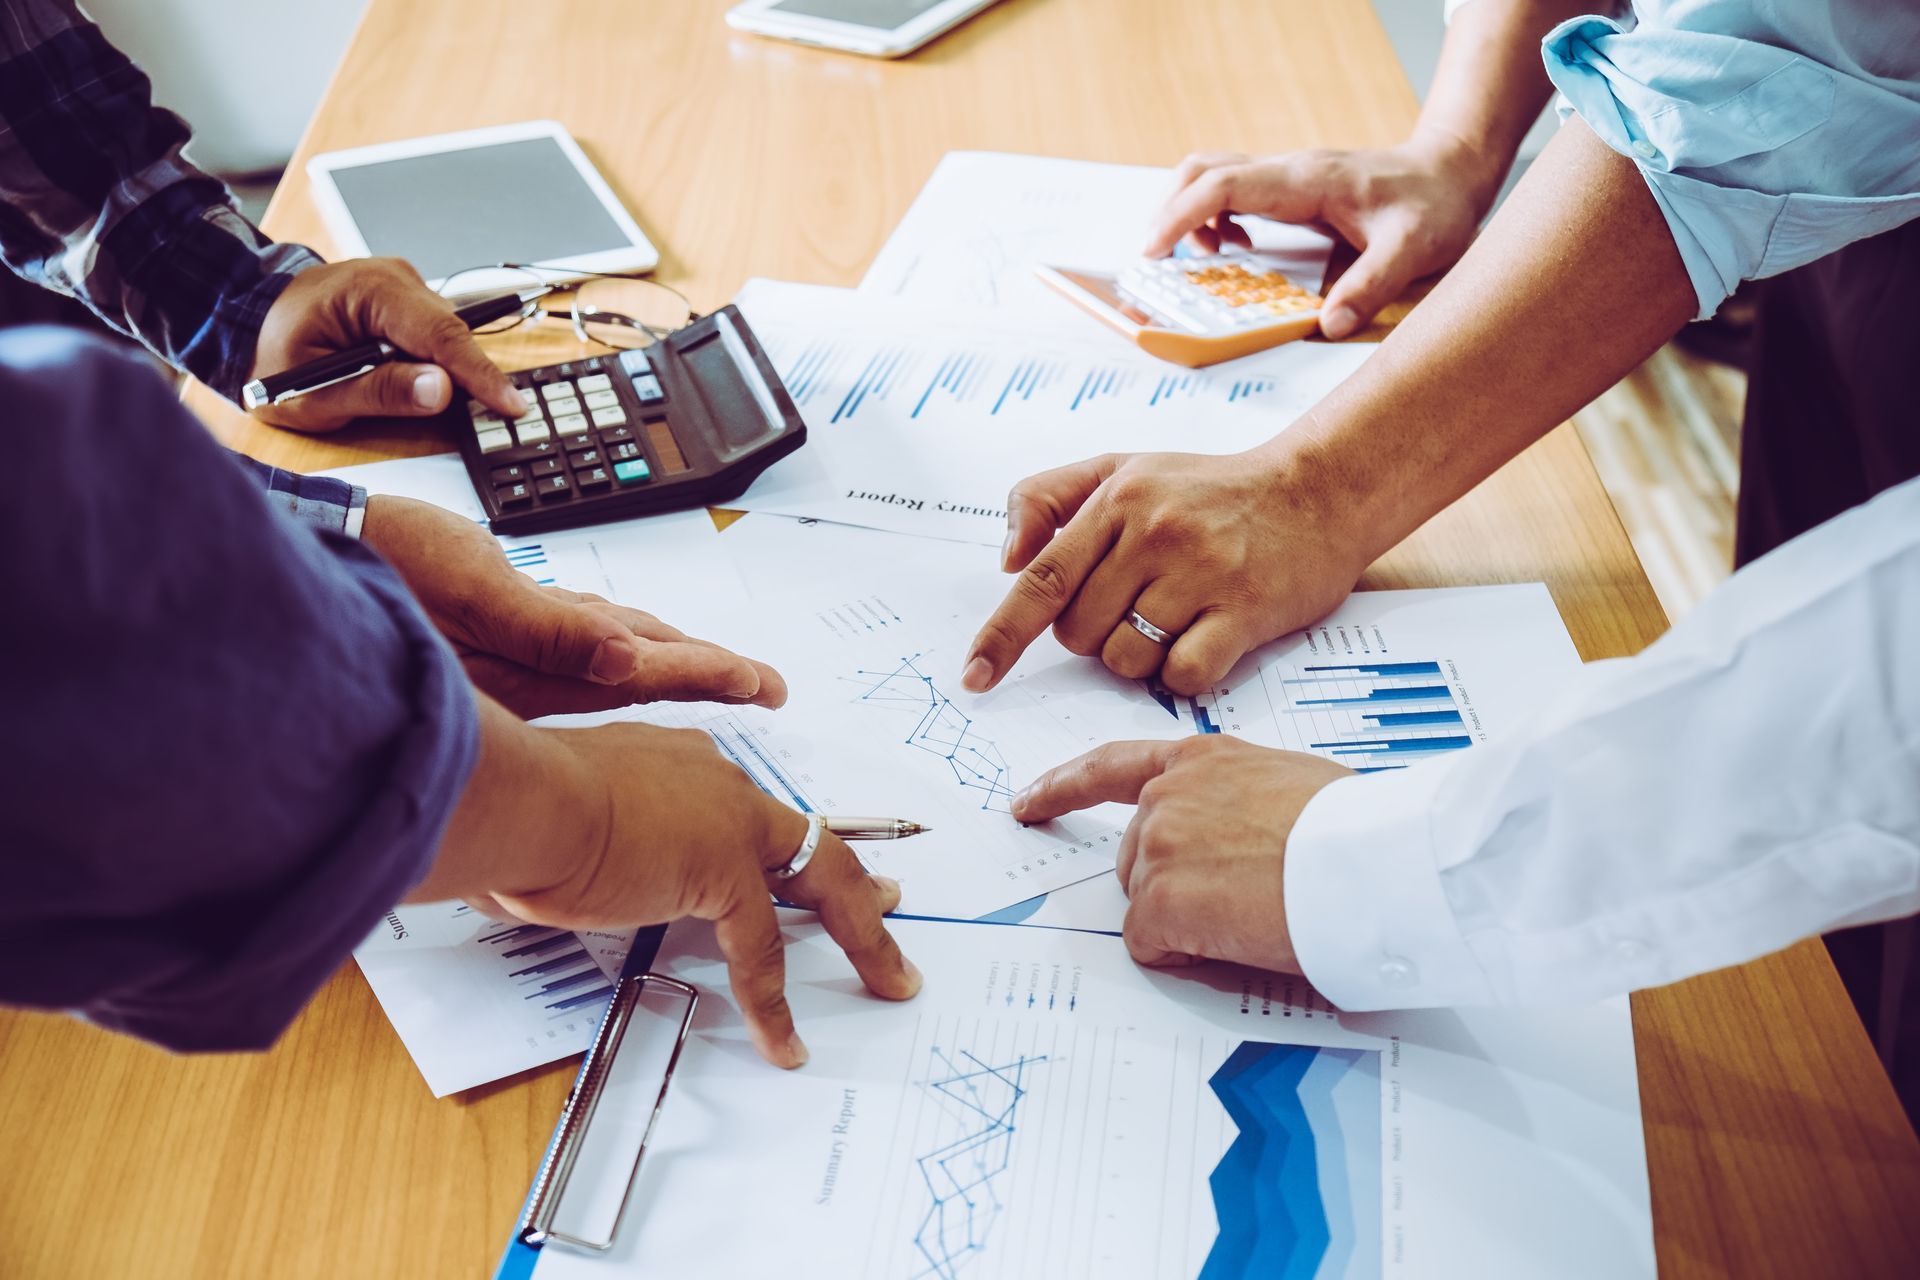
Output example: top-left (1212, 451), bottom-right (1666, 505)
top-left (1571, 344), bottom-right (1747, 622)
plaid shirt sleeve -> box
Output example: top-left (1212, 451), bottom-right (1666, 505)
top-left (0, 0), bottom-right (322, 403)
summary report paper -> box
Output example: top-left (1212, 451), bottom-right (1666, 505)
top-left (509, 914), bottom-right (1653, 1280)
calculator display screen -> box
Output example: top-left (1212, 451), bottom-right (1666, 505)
top-left (768, 0), bottom-right (949, 30)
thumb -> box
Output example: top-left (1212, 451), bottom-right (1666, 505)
top-left (251, 362), bottom-right (455, 431)
top-left (471, 585), bottom-right (644, 685)
top-left (375, 295), bottom-right (528, 420)
top-left (1003, 453), bottom-right (1124, 571)
top-left (1319, 223), bottom-right (1422, 339)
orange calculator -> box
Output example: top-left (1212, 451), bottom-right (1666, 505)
top-left (1036, 250), bottom-right (1324, 368)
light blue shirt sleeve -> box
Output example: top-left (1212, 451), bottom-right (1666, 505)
top-left (1541, 2), bottom-right (1920, 318)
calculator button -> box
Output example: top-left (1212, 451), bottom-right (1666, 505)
top-left (494, 482), bottom-right (532, 508)
top-left (568, 446), bottom-right (603, 468)
top-left (576, 465), bottom-right (612, 491)
top-left (599, 426), bottom-right (636, 444)
top-left (590, 406), bottom-right (627, 428)
top-left (576, 373), bottom-right (613, 394)
top-left (618, 349), bottom-right (655, 378)
top-left (489, 464), bottom-right (527, 484)
top-left (531, 457), bottom-right (565, 477)
top-left (613, 458), bottom-right (653, 486)
top-left (632, 375), bottom-right (665, 405)
top-left (540, 383), bottom-right (577, 403)
top-left (476, 428), bottom-right (514, 454)
top-left (552, 413), bottom-right (590, 436)
top-left (583, 389), bottom-right (621, 411)
top-left (517, 419), bottom-right (552, 445)
top-left (535, 474), bottom-right (572, 500)
top-left (546, 396), bottom-right (581, 418)
top-left (608, 441), bottom-right (643, 463)
top-left (514, 407), bottom-right (546, 426)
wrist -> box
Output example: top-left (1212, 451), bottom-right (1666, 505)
top-left (411, 698), bottom-right (607, 904)
top-left (1247, 426), bottom-right (1391, 576)
top-left (1402, 125), bottom-right (1508, 220)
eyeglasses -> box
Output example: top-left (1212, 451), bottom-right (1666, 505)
top-left (438, 262), bottom-right (699, 351)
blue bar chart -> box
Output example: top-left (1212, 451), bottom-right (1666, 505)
top-left (477, 917), bottom-right (617, 1017)
top-left (1192, 658), bottom-right (1475, 772)
top-left (764, 327), bottom-right (1345, 429)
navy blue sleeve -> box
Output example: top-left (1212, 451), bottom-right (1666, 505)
top-left (0, 327), bottom-right (479, 1051)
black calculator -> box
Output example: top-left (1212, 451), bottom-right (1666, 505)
top-left (446, 305), bottom-right (807, 534)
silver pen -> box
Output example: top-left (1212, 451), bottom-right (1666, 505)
top-left (824, 816), bottom-right (931, 840)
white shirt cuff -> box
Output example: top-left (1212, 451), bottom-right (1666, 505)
top-left (1284, 760), bottom-right (1493, 1011)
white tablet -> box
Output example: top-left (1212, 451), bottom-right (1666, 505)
top-left (306, 120), bottom-right (659, 293)
top-left (725, 0), bottom-right (1005, 58)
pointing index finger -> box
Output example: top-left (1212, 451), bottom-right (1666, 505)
top-left (1010, 739), bottom-right (1184, 823)
top-left (964, 501), bottom-right (1116, 692)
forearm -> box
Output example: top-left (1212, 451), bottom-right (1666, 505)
top-left (1270, 119), bottom-right (1695, 563)
top-left (1413, 0), bottom-right (1594, 210)
top-left (405, 698), bottom-right (604, 906)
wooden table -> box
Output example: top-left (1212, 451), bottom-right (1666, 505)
top-left (4, 1), bottom-right (1916, 1275)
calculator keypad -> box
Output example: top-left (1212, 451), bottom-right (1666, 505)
top-left (1117, 254), bottom-right (1322, 335)
top-left (466, 354), bottom-right (675, 509)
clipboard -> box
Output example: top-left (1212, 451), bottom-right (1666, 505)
top-left (495, 922), bottom-right (697, 1279)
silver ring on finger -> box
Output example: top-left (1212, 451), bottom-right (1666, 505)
top-left (1126, 608), bottom-right (1178, 646)
top-left (772, 812), bottom-right (826, 881)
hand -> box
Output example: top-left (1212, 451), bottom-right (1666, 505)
top-left (1144, 139), bottom-right (1496, 338)
top-left (962, 447), bottom-right (1367, 697)
top-left (249, 258), bottom-right (529, 431)
top-left (428, 709), bottom-right (923, 1068)
top-left (1011, 736), bottom-right (1352, 971)
top-left (362, 495), bottom-right (785, 718)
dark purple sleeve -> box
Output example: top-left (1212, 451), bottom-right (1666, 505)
top-left (0, 327), bottom-right (479, 1051)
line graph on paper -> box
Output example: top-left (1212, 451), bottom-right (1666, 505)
top-left (847, 653), bottom-right (1015, 811)
top-left (911, 1046), bottom-right (1049, 1278)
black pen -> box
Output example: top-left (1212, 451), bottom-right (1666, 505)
top-left (239, 285), bottom-right (553, 411)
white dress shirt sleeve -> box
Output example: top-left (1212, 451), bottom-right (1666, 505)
top-left (1540, 2), bottom-right (1920, 320)
top-left (1285, 475), bottom-right (1920, 1011)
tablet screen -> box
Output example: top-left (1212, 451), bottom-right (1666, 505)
top-left (323, 137), bottom-right (633, 282)
top-left (768, 0), bottom-right (949, 30)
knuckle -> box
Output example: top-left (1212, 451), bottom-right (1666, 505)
top-left (1017, 556), bottom-right (1078, 611)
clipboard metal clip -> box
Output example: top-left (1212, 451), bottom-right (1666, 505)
top-left (517, 970), bottom-right (699, 1254)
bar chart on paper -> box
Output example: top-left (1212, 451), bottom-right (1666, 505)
top-left (772, 334), bottom-right (1331, 428)
top-left (1178, 585), bottom-right (1590, 772)
top-left (1191, 657), bottom-right (1474, 773)
top-left (731, 280), bottom-right (1374, 544)
top-left (353, 902), bottom-right (636, 1096)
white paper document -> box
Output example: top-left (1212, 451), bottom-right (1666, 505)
top-left (331, 481), bottom-right (1591, 1094)
top-left (732, 280), bottom-right (1376, 544)
top-left (605, 522), bottom-right (1189, 920)
top-left (529, 913), bottom-right (1653, 1280)
top-left (861, 151), bottom-right (1336, 309)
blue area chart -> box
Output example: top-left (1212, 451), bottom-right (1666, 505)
top-left (850, 654), bottom-right (1014, 810)
top-left (1202, 1043), bottom-right (1382, 1280)
top-left (912, 1049), bottom-right (1048, 1279)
